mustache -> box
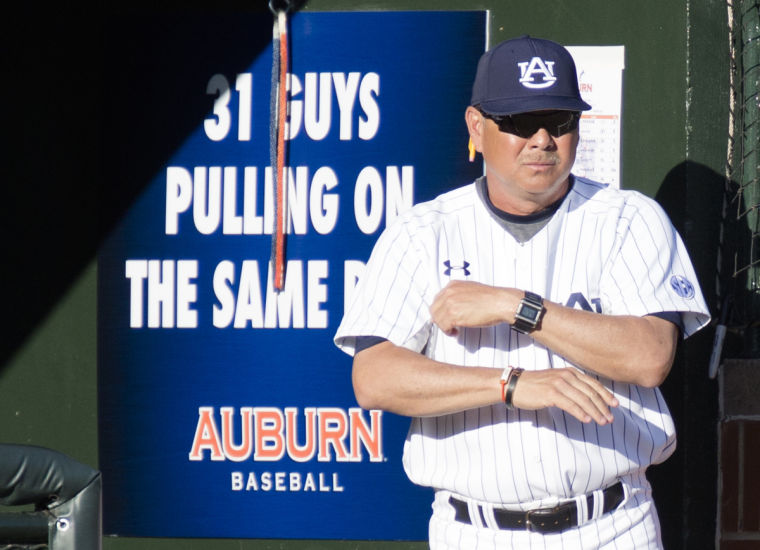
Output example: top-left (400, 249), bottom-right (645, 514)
top-left (519, 153), bottom-right (560, 164)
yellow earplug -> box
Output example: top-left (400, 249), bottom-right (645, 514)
top-left (468, 137), bottom-right (476, 162)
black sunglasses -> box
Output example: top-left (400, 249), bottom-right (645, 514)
top-left (480, 109), bottom-right (580, 138)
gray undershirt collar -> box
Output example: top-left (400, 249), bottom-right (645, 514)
top-left (475, 176), bottom-right (573, 243)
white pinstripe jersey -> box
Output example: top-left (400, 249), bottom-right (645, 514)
top-left (334, 176), bottom-right (710, 509)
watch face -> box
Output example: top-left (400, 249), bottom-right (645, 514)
top-left (520, 305), bottom-right (540, 321)
top-left (514, 294), bottom-right (543, 333)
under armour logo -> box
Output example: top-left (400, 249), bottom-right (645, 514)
top-left (670, 275), bottom-right (695, 299)
top-left (517, 57), bottom-right (557, 89)
top-left (443, 260), bottom-right (470, 276)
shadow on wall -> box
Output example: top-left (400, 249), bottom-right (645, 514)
top-left (650, 160), bottom-right (754, 549)
top-left (655, 160), bottom-right (755, 357)
top-left (650, 160), bottom-right (719, 550)
top-left (2, 2), bottom-right (286, 368)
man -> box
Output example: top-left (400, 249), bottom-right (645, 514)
top-left (334, 36), bottom-right (710, 549)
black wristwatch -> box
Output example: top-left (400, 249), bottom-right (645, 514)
top-left (512, 291), bottom-right (544, 334)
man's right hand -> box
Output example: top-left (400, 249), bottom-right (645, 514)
top-left (512, 367), bottom-right (618, 425)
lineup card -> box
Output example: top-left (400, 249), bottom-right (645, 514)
top-left (566, 46), bottom-right (625, 189)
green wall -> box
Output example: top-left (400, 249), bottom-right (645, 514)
top-left (2, 1), bottom-right (728, 548)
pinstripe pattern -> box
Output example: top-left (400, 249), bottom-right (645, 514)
top-left (334, 176), bottom-right (710, 546)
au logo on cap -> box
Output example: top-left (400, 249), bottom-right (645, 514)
top-left (518, 57), bottom-right (557, 89)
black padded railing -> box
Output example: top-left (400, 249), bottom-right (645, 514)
top-left (0, 445), bottom-right (101, 550)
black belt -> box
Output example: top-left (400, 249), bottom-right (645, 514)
top-left (449, 481), bottom-right (624, 534)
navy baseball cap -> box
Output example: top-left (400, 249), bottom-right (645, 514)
top-left (471, 35), bottom-right (592, 116)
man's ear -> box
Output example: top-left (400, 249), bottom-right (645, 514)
top-left (464, 106), bottom-right (484, 152)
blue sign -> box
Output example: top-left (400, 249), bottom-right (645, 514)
top-left (98, 10), bottom-right (485, 540)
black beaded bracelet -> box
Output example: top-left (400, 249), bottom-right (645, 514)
top-left (504, 367), bottom-right (524, 410)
